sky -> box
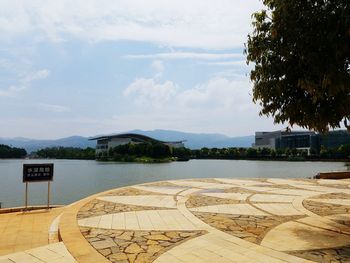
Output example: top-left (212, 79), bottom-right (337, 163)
top-left (0, 0), bottom-right (288, 139)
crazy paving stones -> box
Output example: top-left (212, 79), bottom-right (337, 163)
top-left (77, 199), bottom-right (172, 220)
top-left (80, 227), bottom-right (206, 263)
top-left (185, 194), bottom-right (244, 208)
top-left (192, 212), bottom-right (304, 244)
top-left (303, 199), bottom-right (350, 216)
top-left (288, 244), bottom-right (350, 263)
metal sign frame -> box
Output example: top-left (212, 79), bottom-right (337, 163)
top-left (23, 163), bottom-right (54, 210)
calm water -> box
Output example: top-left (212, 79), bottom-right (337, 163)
top-left (0, 159), bottom-right (347, 208)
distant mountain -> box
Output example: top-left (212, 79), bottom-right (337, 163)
top-left (0, 130), bottom-right (255, 153)
top-left (129, 129), bottom-right (254, 149)
top-left (0, 136), bottom-right (95, 153)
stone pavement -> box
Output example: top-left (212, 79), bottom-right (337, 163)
top-left (1, 178), bottom-right (350, 262)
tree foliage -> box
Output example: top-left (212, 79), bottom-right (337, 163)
top-left (36, 147), bottom-right (95, 159)
top-left (109, 142), bottom-right (172, 160)
top-left (0, 144), bottom-right (27, 158)
top-left (246, 0), bottom-right (350, 132)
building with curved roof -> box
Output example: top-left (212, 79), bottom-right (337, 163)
top-left (90, 133), bottom-right (185, 157)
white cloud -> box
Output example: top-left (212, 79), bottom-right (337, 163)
top-left (23, 69), bottom-right (50, 82)
top-left (0, 0), bottom-right (263, 49)
top-left (124, 78), bottom-right (177, 108)
top-left (0, 69), bottom-right (50, 97)
top-left (124, 52), bottom-right (244, 60)
top-left (151, 60), bottom-right (164, 77)
top-left (37, 103), bottom-right (71, 113)
top-left (121, 75), bottom-right (266, 135)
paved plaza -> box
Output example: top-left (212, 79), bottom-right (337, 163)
top-left (1, 178), bottom-right (350, 262)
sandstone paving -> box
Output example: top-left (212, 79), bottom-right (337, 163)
top-left (311, 192), bottom-right (350, 199)
top-left (249, 194), bottom-right (296, 203)
top-left (237, 186), bottom-right (287, 193)
top-left (261, 221), bottom-right (350, 251)
top-left (185, 194), bottom-right (245, 208)
top-left (70, 178), bottom-right (350, 262)
top-left (0, 242), bottom-right (76, 263)
top-left (79, 210), bottom-right (200, 231)
top-left (169, 180), bottom-right (234, 189)
top-left (0, 207), bottom-right (64, 256)
top-left (77, 198), bottom-right (173, 220)
top-left (192, 212), bottom-right (304, 244)
top-left (307, 198), bottom-right (350, 206)
top-left (97, 195), bottom-right (177, 209)
top-left (325, 213), bottom-right (350, 227)
top-left (253, 203), bottom-right (305, 216)
top-left (296, 216), bottom-right (350, 234)
top-left (267, 178), bottom-right (316, 185)
top-left (131, 185), bottom-right (188, 195)
top-left (106, 187), bottom-right (166, 196)
top-left (288, 244), bottom-right (350, 263)
top-left (2, 177), bottom-right (350, 263)
top-left (80, 227), bottom-right (206, 263)
top-left (303, 199), bottom-right (350, 216)
top-left (200, 192), bottom-right (251, 201)
top-left (265, 188), bottom-right (324, 196)
top-left (215, 178), bottom-right (274, 186)
top-left (154, 232), bottom-right (312, 263)
top-left (189, 204), bottom-right (269, 216)
top-left (224, 186), bottom-right (258, 194)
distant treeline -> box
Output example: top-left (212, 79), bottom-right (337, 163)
top-left (0, 144), bottom-right (27, 158)
top-left (188, 145), bottom-right (350, 161)
top-left (35, 147), bottom-right (95, 160)
top-left (19, 143), bottom-right (350, 162)
top-left (102, 143), bottom-right (350, 161)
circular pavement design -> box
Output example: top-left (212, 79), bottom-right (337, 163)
top-left (58, 178), bottom-right (350, 263)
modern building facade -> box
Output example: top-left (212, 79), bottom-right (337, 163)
top-left (319, 130), bottom-right (350, 149)
top-left (253, 130), bottom-right (317, 150)
top-left (90, 133), bottom-right (185, 157)
top-left (253, 129), bottom-right (350, 154)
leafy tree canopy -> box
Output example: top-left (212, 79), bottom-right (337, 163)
top-left (0, 144), bottom-right (27, 158)
top-left (246, 0), bottom-right (350, 133)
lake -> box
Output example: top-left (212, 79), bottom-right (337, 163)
top-left (0, 159), bottom-right (347, 208)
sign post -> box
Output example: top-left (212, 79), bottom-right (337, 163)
top-left (23, 163), bottom-right (54, 210)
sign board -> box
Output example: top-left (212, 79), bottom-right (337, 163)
top-left (23, 163), bottom-right (54, 183)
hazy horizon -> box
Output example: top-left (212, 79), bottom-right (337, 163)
top-left (0, 128), bottom-right (258, 141)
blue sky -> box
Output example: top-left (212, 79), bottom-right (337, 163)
top-left (0, 0), bottom-right (288, 139)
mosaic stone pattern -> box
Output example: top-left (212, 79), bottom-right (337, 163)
top-left (193, 212), bottom-right (304, 244)
top-left (312, 193), bottom-right (350, 200)
top-left (288, 245), bottom-right (350, 263)
top-left (77, 199), bottom-right (172, 220)
top-left (80, 227), bottom-right (206, 263)
top-left (143, 181), bottom-right (180, 187)
top-left (188, 178), bottom-right (223, 184)
top-left (71, 178), bottom-right (350, 263)
top-left (303, 200), bottom-right (350, 216)
top-left (186, 194), bottom-right (243, 208)
top-left (106, 187), bottom-right (166, 196)
top-left (224, 187), bottom-right (257, 194)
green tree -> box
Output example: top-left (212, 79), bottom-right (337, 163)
top-left (0, 144), bottom-right (27, 158)
top-left (246, 148), bottom-right (258, 157)
top-left (246, 0), bottom-right (350, 133)
top-left (36, 147), bottom-right (95, 159)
